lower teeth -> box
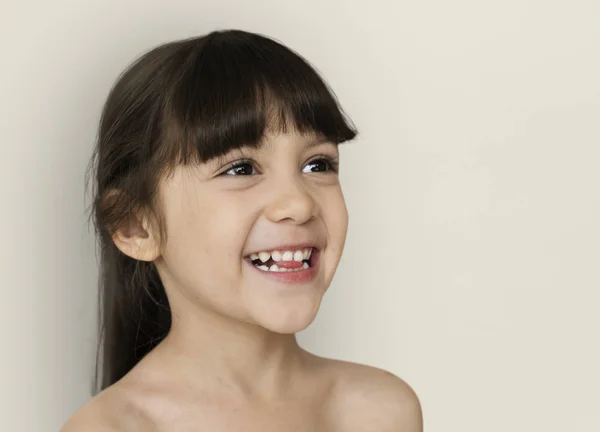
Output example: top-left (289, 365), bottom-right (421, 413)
top-left (254, 262), bottom-right (310, 272)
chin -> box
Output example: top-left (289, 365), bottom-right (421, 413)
top-left (266, 318), bottom-right (314, 334)
top-left (253, 297), bottom-right (324, 334)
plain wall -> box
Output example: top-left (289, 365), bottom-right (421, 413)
top-left (1, 1), bottom-right (599, 430)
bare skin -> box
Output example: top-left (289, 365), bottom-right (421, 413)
top-left (62, 346), bottom-right (422, 431)
top-left (63, 130), bottom-right (422, 431)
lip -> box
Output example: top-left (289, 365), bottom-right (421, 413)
top-left (244, 248), bottom-right (320, 284)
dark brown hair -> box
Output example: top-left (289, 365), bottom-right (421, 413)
top-left (85, 29), bottom-right (357, 395)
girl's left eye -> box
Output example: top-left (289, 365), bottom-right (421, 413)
top-left (302, 158), bottom-right (338, 173)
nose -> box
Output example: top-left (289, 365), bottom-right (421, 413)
top-left (263, 176), bottom-right (318, 225)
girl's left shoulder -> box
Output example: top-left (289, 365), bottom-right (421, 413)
top-left (318, 357), bottom-right (423, 432)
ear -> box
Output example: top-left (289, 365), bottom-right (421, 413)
top-left (112, 209), bottom-right (161, 262)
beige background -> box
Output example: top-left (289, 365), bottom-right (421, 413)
top-left (1, 0), bottom-right (599, 430)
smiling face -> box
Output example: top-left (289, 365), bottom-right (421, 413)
top-left (152, 130), bottom-right (349, 334)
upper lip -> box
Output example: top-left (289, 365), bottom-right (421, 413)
top-left (244, 243), bottom-right (320, 257)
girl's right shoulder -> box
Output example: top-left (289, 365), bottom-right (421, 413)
top-left (60, 381), bottom-right (155, 432)
top-left (60, 391), bottom-right (118, 432)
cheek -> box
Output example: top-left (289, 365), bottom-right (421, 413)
top-left (322, 188), bottom-right (349, 246)
top-left (159, 192), bottom-right (252, 294)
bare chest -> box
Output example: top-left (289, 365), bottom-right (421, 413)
top-left (139, 397), bottom-right (338, 432)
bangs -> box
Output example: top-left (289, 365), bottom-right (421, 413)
top-left (162, 30), bottom-right (357, 167)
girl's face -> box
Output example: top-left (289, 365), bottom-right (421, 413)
top-left (153, 130), bottom-right (348, 333)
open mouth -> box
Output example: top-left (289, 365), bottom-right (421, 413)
top-left (245, 247), bottom-right (316, 273)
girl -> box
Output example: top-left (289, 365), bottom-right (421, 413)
top-left (63, 29), bottom-right (422, 431)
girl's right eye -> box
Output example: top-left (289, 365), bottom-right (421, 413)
top-left (222, 161), bottom-right (257, 176)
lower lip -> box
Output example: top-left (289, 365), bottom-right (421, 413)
top-left (245, 250), bottom-right (320, 284)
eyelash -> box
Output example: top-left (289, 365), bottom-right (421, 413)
top-left (220, 156), bottom-right (339, 177)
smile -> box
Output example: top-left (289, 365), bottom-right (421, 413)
top-left (244, 247), bottom-right (320, 283)
top-left (247, 247), bottom-right (313, 272)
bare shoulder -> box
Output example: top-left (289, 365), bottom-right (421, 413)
top-left (60, 391), bottom-right (118, 432)
top-left (60, 382), bottom-right (154, 432)
top-left (322, 358), bottom-right (423, 432)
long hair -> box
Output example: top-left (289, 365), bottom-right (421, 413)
top-left (85, 29), bottom-right (358, 395)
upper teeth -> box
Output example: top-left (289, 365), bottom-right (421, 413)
top-left (250, 248), bottom-right (312, 263)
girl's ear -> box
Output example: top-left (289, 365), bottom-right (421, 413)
top-left (102, 189), bottom-right (161, 262)
top-left (112, 210), bottom-right (161, 262)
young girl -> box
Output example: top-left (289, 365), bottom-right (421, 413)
top-left (63, 29), bottom-right (422, 431)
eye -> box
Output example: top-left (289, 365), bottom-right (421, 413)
top-left (302, 157), bottom-right (338, 174)
top-left (222, 160), bottom-right (257, 176)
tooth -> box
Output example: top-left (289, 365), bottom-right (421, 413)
top-left (257, 265), bottom-right (269, 271)
top-left (293, 250), bottom-right (304, 262)
top-left (303, 249), bottom-right (309, 260)
top-left (282, 251), bottom-right (294, 261)
top-left (269, 264), bottom-right (279, 272)
top-left (250, 253), bottom-right (259, 261)
top-left (302, 262), bottom-right (309, 269)
top-left (258, 252), bottom-right (271, 263)
top-left (272, 250), bottom-right (282, 262)
top-left (307, 248), bottom-right (313, 260)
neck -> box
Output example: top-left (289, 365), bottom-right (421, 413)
top-left (145, 302), bottom-right (309, 401)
